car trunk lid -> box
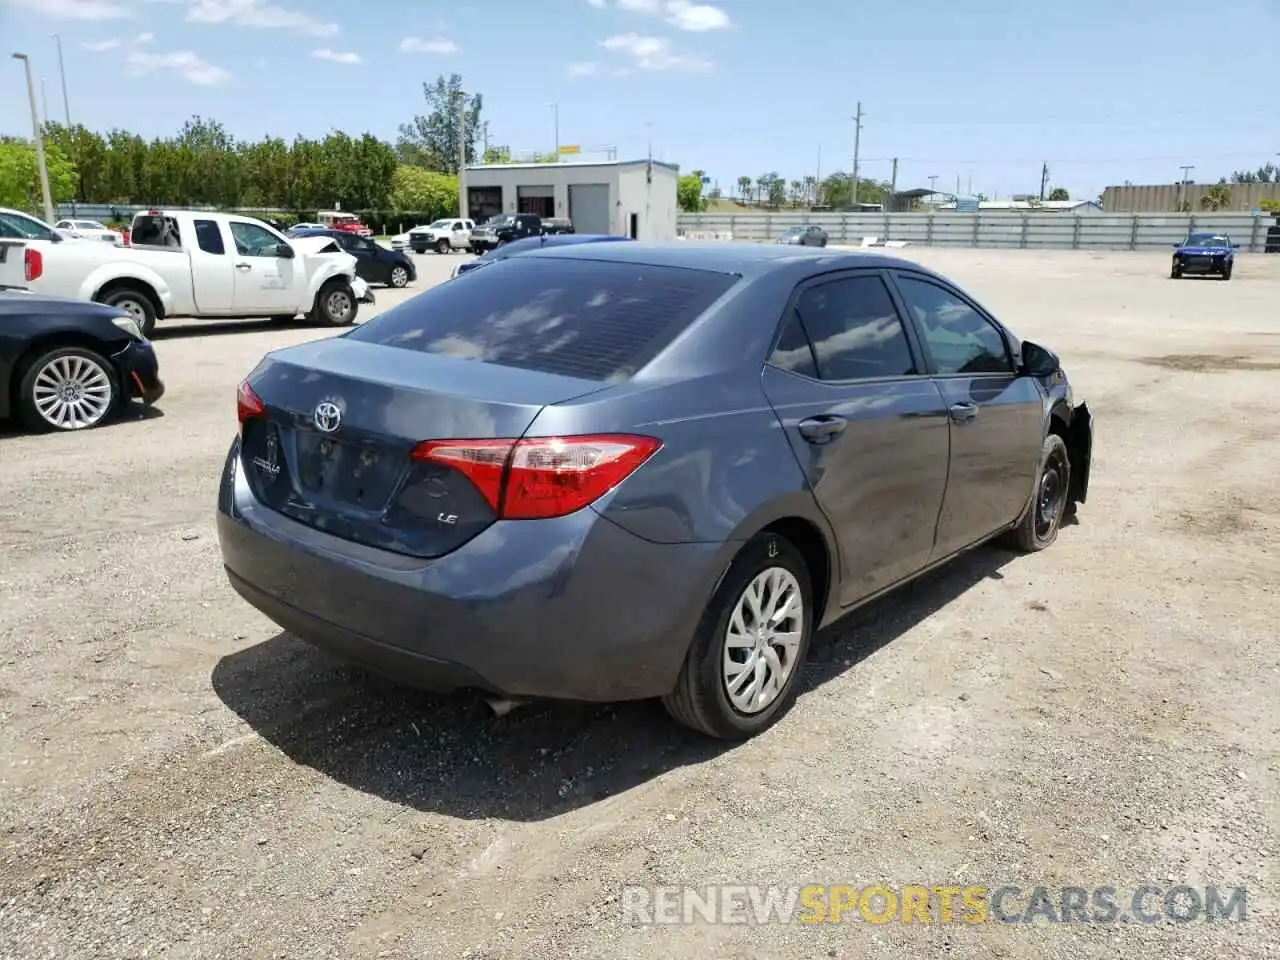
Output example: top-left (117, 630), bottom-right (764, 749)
top-left (239, 338), bottom-right (609, 558)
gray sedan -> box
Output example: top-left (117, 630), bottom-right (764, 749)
top-left (218, 243), bottom-right (1092, 740)
top-left (779, 224), bottom-right (828, 246)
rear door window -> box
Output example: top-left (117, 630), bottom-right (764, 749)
top-left (347, 257), bottom-right (739, 381)
top-left (791, 274), bottom-right (918, 380)
top-left (194, 219), bottom-right (225, 255)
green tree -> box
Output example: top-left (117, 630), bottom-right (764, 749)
top-left (1199, 184), bottom-right (1232, 211)
top-left (736, 175), bottom-right (752, 200)
top-left (1048, 186), bottom-right (1070, 201)
top-left (396, 74), bottom-right (482, 173)
top-left (0, 136), bottom-right (78, 209)
top-left (390, 165), bottom-right (458, 217)
top-left (677, 173), bottom-right (706, 212)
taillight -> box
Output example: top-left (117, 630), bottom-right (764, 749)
top-left (411, 434), bottom-right (661, 520)
top-left (24, 247), bottom-right (42, 282)
top-left (236, 380), bottom-right (265, 432)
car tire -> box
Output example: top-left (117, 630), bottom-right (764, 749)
top-left (435, 238), bottom-right (450, 255)
top-left (662, 533), bottom-right (814, 740)
top-left (1006, 433), bottom-right (1071, 553)
top-left (1170, 265), bottom-right (1182, 279)
top-left (309, 279), bottom-right (357, 327)
top-left (16, 345), bottom-right (120, 433)
top-left (1221, 264), bottom-right (1232, 281)
top-left (98, 285), bottom-right (158, 339)
top-left (389, 265), bottom-right (410, 288)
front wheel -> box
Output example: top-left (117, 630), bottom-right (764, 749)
top-left (1006, 433), bottom-right (1071, 553)
top-left (309, 279), bottom-right (357, 327)
top-left (388, 265), bottom-right (410, 288)
top-left (662, 533), bottom-right (813, 739)
top-left (17, 346), bottom-right (120, 432)
top-left (435, 238), bottom-right (450, 255)
top-left (1170, 263), bottom-right (1182, 279)
top-left (1221, 264), bottom-right (1233, 281)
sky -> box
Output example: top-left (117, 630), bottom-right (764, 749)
top-left (1, 0), bottom-right (1277, 201)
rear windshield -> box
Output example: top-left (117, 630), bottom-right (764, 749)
top-left (347, 257), bottom-right (739, 381)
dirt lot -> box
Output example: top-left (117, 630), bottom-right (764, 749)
top-left (1, 247), bottom-right (1277, 959)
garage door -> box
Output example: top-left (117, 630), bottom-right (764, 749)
top-left (569, 183), bottom-right (610, 235)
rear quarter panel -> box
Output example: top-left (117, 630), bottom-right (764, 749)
top-left (35, 245), bottom-right (194, 315)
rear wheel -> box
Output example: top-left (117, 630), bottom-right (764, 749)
top-left (98, 285), bottom-right (158, 338)
top-left (662, 534), bottom-right (813, 739)
top-left (17, 346), bottom-right (120, 432)
top-left (309, 279), bottom-right (357, 327)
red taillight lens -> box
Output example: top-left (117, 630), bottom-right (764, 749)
top-left (24, 247), bottom-right (42, 282)
top-left (236, 381), bottom-right (265, 431)
top-left (411, 434), bottom-right (661, 520)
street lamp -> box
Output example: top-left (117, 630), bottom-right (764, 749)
top-left (13, 52), bottom-right (55, 225)
top-left (548, 103), bottom-right (559, 161)
top-left (52, 32), bottom-right (78, 213)
top-left (928, 174), bottom-right (939, 208)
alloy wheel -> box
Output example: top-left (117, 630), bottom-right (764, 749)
top-left (32, 354), bottom-right (114, 430)
top-left (722, 567), bottom-right (805, 715)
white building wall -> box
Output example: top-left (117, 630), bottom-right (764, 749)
top-left (616, 163), bottom-right (679, 241)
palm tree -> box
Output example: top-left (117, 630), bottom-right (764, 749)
top-left (803, 175), bottom-right (817, 206)
top-left (755, 175), bottom-right (769, 204)
top-left (1199, 184), bottom-right (1232, 211)
top-left (790, 180), bottom-right (803, 207)
top-left (737, 175), bottom-right (752, 202)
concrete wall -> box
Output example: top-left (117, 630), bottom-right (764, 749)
top-left (618, 164), bottom-right (679, 241)
top-left (465, 164), bottom-right (618, 224)
top-left (675, 211), bottom-right (1278, 252)
top-left (1102, 183), bottom-right (1280, 213)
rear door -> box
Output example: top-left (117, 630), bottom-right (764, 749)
top-left (887, 270), bottom-right (1044, 557)
top-left (761, 269), bottom-right (951, 606)
top-left (228, 219), bottom-right (300, 314)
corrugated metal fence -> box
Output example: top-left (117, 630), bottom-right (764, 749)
top-left (676, 212), bottom-right (1276, 252)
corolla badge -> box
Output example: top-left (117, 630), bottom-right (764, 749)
top-left (314, 400), bottom-right (342, 433)
top-left (251, 431), bottom-right (281, 479)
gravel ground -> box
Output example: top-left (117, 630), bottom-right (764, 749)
top-left (1, 247), bottom-right (1277, 960)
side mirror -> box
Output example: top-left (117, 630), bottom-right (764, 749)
top-left (1232, 243), bottom-right (1240, 249)
top-left (1020, 340), bottom-right (1060, 378)
top-left (274, 243), bottom-right (295, 259)
top-left (1172, 242), bottom-right (1181, 248)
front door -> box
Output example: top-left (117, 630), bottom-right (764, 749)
top-left (889, 271), bottom-right (1045, 558)
top-left (339, 234), bottom-right (386, 283)
top-left (229, 220), bottom-right (300, 315)
top-left (761, 270), bottom-right (951, 607)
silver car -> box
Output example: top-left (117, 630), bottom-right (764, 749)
top-left (779, 225), bottom-right (828, 247)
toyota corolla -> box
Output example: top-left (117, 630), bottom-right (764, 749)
top-left (217, 243), bottom-right (1092, 740)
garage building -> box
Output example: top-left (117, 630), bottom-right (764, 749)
top-left (462, 159), bottom-right (679, 241)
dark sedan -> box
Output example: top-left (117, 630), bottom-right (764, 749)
top-left (0, 290), bottom-right (164, 432)
top-left (287, 228), bottom-right (416, 288)
top-left (451, 233), bottom-right (633, 279)
top-left (219, 244), bottom-right (1092, 740)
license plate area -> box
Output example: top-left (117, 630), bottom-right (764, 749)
top-left (296, 429), bottom-right (402, 510)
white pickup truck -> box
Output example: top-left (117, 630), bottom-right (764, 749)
top-left (408, 218), bottom-right (475, 254)
top-left (2, 209), bottom-right (371, 338)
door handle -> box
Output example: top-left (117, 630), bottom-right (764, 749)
top-left (949, 402), bottom-right (978, 423)
top-left (798, 415), bottom-right (847, 443)
top-left (235, 262), bottom-right (252, 271)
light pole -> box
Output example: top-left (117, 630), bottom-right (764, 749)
top-left (52, 33), bottom-right (77, 213)
top-left (928, 174), bottom-right (939, 208)
top-left (1178, 164), bottom-right (1194, 212)
top-left (548, 103), bottom-right (559, 161)
top-left (13, 53), bottom-right (55, 225)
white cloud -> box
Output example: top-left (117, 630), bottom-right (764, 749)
top-left (6, 0), bottom-right (133, 20)
top-left (584, 0), bottom-right (606, 6)
top-left (616, 0), bottom-right (661, 10)
top-left (127, 47), bottom-right (232, 85)
top-left (81, 37), bottom-right (122, 50)
top-left (663, 0), bottom-right (729, 31)
top-left (312, 48), bottom-right (361, 65)
top-left (399, 36), bottom-right (459, 54)
top-left (185, 0), bottom-right (339, 38)
top-left (566, 61), bottom-right (599, 77)
top-left (599, 33), bottom-right (712, 71)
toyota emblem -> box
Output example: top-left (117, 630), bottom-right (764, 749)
top-left (314, 400), bottom-right (342, 433)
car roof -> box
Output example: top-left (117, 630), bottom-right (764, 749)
top-left (516, 240), bottom-right (918, 276)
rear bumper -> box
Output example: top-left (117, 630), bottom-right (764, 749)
top-left (215, 441), bottom-right (725, 702)
top-left (111, 339), bottom-right (165, 405)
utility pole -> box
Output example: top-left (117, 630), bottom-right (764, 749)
top-left (1178, 164), bottom-right (1194, 211)
top-left (548, 103), bottom-right (559, 161)
top-left (815, 144), bottom-right (822, 204)
top-left (928, 174), bottom-right (938, 209)
top-left (40, 77), bottom-right (49, 124)
top-left (458, 106), bottom-right (468, 219)
top-left (13, 54), bottom-right (54, 225)
top-left (480, 121), bottom-right (490, 158)
top-left (52, 33), bottom-right (77, 213)
top-left (1039, 162), bottom-right (1050, 201)
top-left (889, 157), bottom-right (898, 211)
top-left (851, 102), bottom-right (863, 207)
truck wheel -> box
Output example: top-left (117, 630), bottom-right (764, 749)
top-left (310, 279), bottom-right (357, 327)
top-left (98, 285), bottom-right (158, 339)
top-left (17, 345), bottom-right (120, 432)
top-left (435, 238), bottom-right (450, 255)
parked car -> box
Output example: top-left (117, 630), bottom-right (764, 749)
top-left (451, 233), bottom-right (633, 279)
top-left (1171, 232), bottom-right (1237, 280)
top-left (292, 222), bottom-right (326, 232)
top-left (408, 218), bottom-right (475, 255)
top-left (542, 218), bottom-right (575, 235)
top-left (0, 207), bottom-right (96, 249)
top-left (0, 290), bottom-right (164, 432)
top-left (218, 243), bottom-right (1092, 740)
top-left (468, 213), bottom-right (543, 253)
top-left (288, 227), bottom-right (416, 288)
top-left (3, 210), bottom-right (369, 338)
top-left (53, 218), bottom-right (122, 244)
top-left (779, 225), bottom-right (828, 247)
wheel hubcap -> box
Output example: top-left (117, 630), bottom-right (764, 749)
top-left (391, 268), bottom-right (407, 286)
top-left (328, 292), bottom-right (352, 317)
top-left (33, 355), bottom-right (112, 429)
top-left (120, 300), bottom-right (145, 323)
top-left (722, 567), bottom-right (804, 715)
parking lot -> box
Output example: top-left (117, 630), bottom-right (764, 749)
top-left (1, 246), bottom-right (1277, 959)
